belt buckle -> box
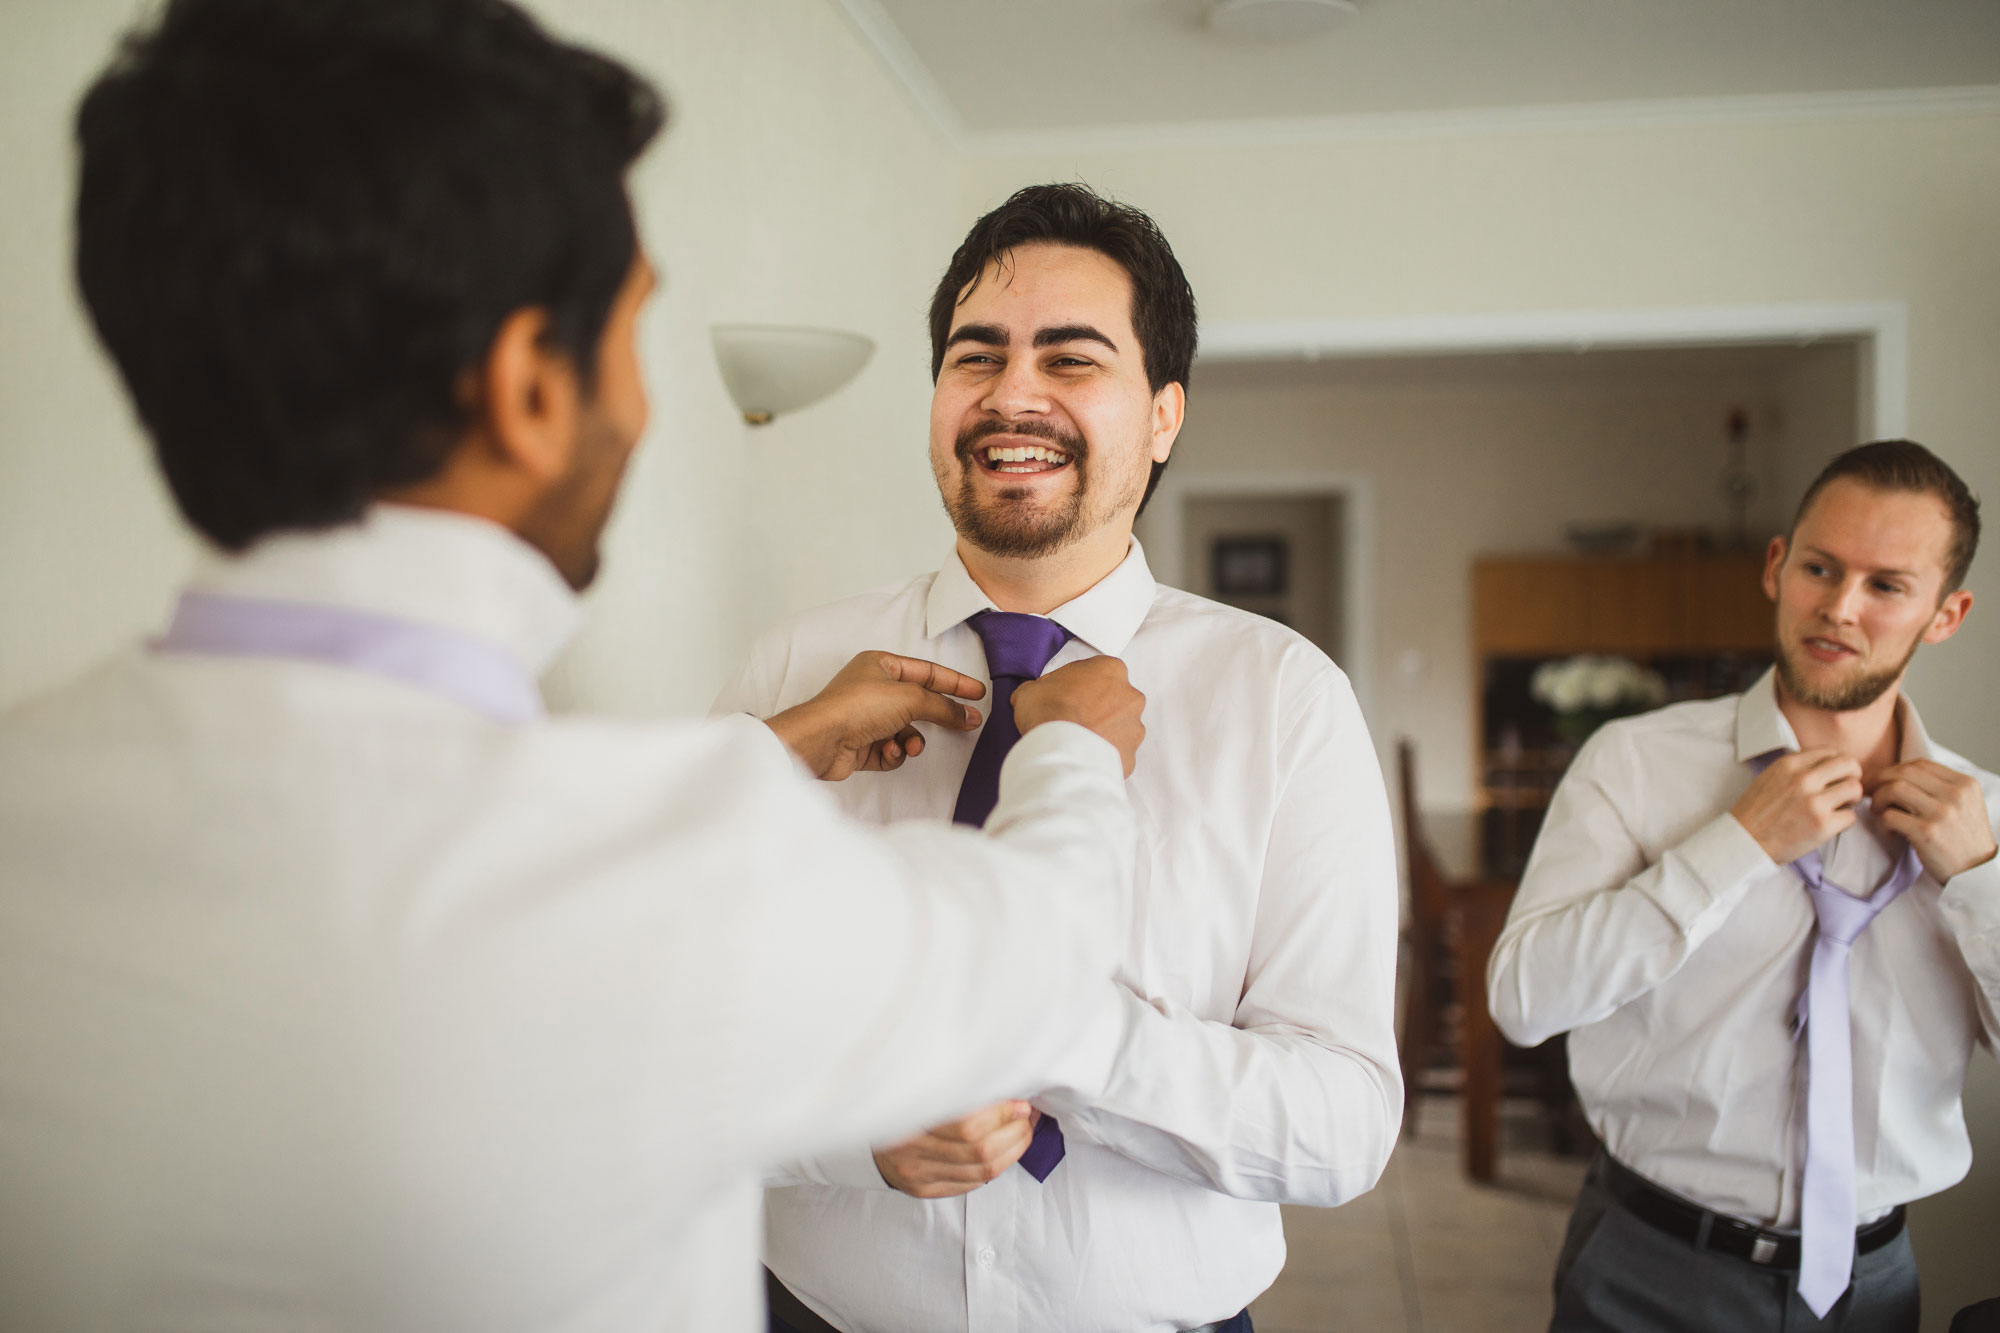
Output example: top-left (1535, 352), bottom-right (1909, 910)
top-left (1749, 1235), bottom-right (1781, 1265)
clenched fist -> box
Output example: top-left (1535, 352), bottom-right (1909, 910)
top-left (873, 1101), bottom-right (1038, 1199)
top-left (1012, 656), bottom-right (1146, 776)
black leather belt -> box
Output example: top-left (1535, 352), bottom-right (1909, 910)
top-left (1600, 1153), bottom-right (1905, 1270)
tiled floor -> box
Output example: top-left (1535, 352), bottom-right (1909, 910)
top-left (1249, 1092), bottom-right (1590, 1333)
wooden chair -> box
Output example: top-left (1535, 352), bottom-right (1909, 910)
top-left (1395, 740), bottom-right (1541, 1180)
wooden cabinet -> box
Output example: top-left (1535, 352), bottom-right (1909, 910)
top-left (1473, 554), bottom-right (1770, 657)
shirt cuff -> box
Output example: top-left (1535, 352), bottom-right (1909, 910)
top-left (1669, 813), bottom-right (1779, 934)
top-left (998, 718), bottom-right (1122, 786)
top-left (1939, 852), bottom-right (2000, 962)
top-left (796, 1142), bottom-right (893, 1191)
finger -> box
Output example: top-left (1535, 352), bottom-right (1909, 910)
top-left (907, 1119), bottom-right (1035, 1182)
top-left (1878, 762), bottom-right (1959, 803)
top-left (898, 725), bottom-right (925, 758)
top-left (1822, 778), bottom-right (1865, 811)
top-left (1871, 779), bottom-right (1934, 817)
top-left (1878, 807), bottom-right (1921, 843)
top-left (876, 654), bottom-right (986, 702)
top-left (932, 1101), bottom-right (1029, 1142)
top-left (853, 739), bottom-right (900, 774)
top-left (1802, 752), bottom-right (1864, 787)
top-left (899, 685), bottom-right (981, 733)
top-left (897, 1130), bottom-right (1022, 1173)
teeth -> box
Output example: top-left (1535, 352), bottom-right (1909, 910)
top-left (984, 444), bottom-right (1068, 465)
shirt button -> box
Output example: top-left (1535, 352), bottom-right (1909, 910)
top-left (976, 1247), bottom-right (997, 1268)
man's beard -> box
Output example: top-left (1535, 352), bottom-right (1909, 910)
top-left (1774, 623), bottom-right (1923, 711)
top-left (517, 406), bottom-right (632, 592)
top-left (941, 419), bottom-right (1092, 559)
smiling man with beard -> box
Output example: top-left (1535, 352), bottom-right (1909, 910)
top-left (1489, 440), bottom-right (2000, 1333)
top-left (715, 183), bottom-right (1402, 1333)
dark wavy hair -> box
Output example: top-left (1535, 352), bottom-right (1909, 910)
top-left (928, 183), bottom-right (1198, 515)
top-left (1792, 439), bottom-right (1982, 593)
top-left (74, 0), bottom-right (665, 550)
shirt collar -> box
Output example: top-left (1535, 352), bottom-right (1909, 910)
top-left (1734, 664), bottom-right (1935, 765)
top-left (186, 504), bottom-right (583, 677)
top-left (923, 538), bottom-right (1159, 656)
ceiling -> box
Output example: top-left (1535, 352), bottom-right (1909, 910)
top-left (844, 0), bottom-right (2000, 144)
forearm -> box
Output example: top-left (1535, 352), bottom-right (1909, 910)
top-left (1488, 811), bottom-right (1772, 1047)
top-left (1939, 853), bottom-right (2000, 1047)
top-left (725, 721), bottom-right (1137, 1170)
top-left (1042, 987), bottom-right (1398, 1207)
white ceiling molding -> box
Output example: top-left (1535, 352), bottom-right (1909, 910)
top-left (822, 0), bottom-right (2000, 158)
top-left (1197, 300), bottom-right (1909, 438)
top-left (965, 85), bottom-right (2000, 156)
top-left (826, 0), bottom-right (972, 153)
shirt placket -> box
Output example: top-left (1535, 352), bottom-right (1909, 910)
top-left (962, 1171), bottom-right (1022, 1333)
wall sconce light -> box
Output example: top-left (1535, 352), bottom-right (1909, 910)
top-left (710, 324), bottom-right (875, 425)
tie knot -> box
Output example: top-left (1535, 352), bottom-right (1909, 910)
top-left (968, 610), bottom-right (1071, 681)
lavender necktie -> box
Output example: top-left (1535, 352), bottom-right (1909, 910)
top-left (1791, 837), bottom-right (1921, 1317)
top-left (152, 591), bottom-right (543, 725)
top-left (953, 609), bottom-right (1073, 1182)
top-left (1750, 753), bottom-right (1923, 1316)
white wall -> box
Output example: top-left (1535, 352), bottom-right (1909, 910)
top-left (0, 0), bottom-right (972, 719)
top-left (971, 109), bottom-right (2000, 772)
top-left (976, 109), bottom-right (1999, 1326)
top-left (1154, 353), bottom-right (1814, 812)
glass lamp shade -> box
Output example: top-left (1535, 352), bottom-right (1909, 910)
top-left (710, 324), bottom-right (875, 425)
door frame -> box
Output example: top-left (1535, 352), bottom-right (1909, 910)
top-left (1156, 300), bottom-right (1908, 727)
top-left (1143, 471), bottom-right (1378, 716)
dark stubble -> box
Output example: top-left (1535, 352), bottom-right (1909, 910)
top-left (942, 418), bottom-right (1093, 559)
top-left (1774, 620), bottom-right (1923, 711)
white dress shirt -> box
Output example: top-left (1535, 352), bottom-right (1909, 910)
top-left (0, 506), bottom-right (1141, 1333)
top-left (714, 539), bottom-right (1402, 1333)
top-left (1488, 668), bottom-right (2000, 1227)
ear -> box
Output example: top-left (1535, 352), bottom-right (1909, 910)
top-left (1761, 534), bottom-right (1787, 601)
top-left (1923, 588), bottom-right (1973, 645)
top-left (1149, 381), bottom-right (1186, 465)
top-left (475, 307), bottom-right (581, 484)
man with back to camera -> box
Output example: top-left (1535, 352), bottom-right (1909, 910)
top-left (715, 183), bottom-right (1403, 1333)
top-left (0, 3), bottom-right (1158, 1329)
top-left (1488, 440), bottom-right (1999, 1332)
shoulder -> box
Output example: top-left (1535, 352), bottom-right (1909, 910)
top-left (1134, 585), bottom-right (1357, 723)
top-left (1563, 693), bottom-right (1739, 788)
top-left (742, 574), bottom-right (933, 664)
top-left (1917, 734), bottom-right (2000, 801)
top-left (721, 574), bottom-right (936, 716)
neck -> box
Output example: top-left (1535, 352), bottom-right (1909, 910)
top-left (1774, 673), bottom-right (1905, 781)
top-left (957, 525), bottom-right (1132, 615)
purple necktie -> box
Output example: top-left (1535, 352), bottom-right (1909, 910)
top-left (953, 609), bottom-right (1073, 1182)
top-left (151, 591), bottom-right (542, 725)
top-left (1750, 753), bottom-right (1921, 1317)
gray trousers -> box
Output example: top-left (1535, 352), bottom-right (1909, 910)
top-left (1550, 1159), bottom-right (1919, 1333)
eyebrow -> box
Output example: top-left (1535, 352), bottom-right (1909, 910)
top-left (1800, 545), bottom-right (1918, 580)
top-left (941, 322), bottom-right (1121, 354)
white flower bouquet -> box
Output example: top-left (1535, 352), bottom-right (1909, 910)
top-left (1530, 655), bottom-right (1668, 744)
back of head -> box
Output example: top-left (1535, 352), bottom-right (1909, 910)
top-left (928, 182), bottom-right (1197, 514)
top-left (74, 0), bottom-right (664, 551)
top-left (1791, 439), bottom-right (1982, 593)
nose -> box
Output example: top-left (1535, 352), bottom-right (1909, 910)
top-left (1821, 575), bottom-right (1866, 625)
top-left (980, 357), bottom-right (1052, 420)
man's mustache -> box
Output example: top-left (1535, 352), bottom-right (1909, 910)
top-left (955, 418), bottom-right (1088, 463)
